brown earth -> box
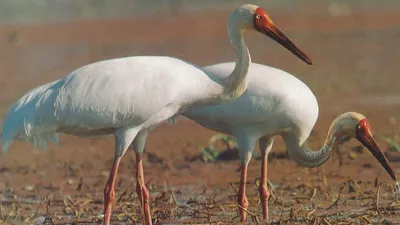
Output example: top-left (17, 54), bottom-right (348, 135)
top-left (1, 3), bottom-right (400, 225)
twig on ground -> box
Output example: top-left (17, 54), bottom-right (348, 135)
top-left (350, 179), bottom-right (364, 196)
top-left (326, 194), bottom-right (341, 210)
top-left (375, 182), bottom-right (383, 215)
top-left (235, 203), bottom-right (260, 224)
top-left (361, 215), bottom-right (372, 224)
top-left (31, 196), bottom-right (45, 220)
top-left (309, 188), bottom-right (317, 201)
top-left (307, 208), bottom-right (316, 217)
top-left (322, 218), bottom-right (331, 225)
top-left (170, 189), bottom-right (178, 205)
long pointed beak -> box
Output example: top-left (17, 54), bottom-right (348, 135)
top-left (260, 24), bottom-right (313, 65)
top-left (356, 133), bottom-right (397, 181)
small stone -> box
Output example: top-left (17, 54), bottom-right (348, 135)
top-left (101, 171), bottom-right (109, 177)
top-left (24, 185), bottom-right (35, 191)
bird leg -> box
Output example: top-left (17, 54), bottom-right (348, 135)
top-left (135, 152), bottom-right (152, 225)
top-left (259, 152), bottom-right (270, 221)
top-left (237, 163), bottom-right (249, 223)
top-left (103, 156), bottom-right (122, 225)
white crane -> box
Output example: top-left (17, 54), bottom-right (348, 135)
top-left (0, 5), bottom-right (313, 225)
top-left (179, 62), bottom-right (398, 223)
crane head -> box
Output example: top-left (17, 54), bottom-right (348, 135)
top-left (354, 118), bottom-right (397, 181)
top-left (230, 5), bottom-right (313, 65)
top-left (253, 7), bottom-right (313, 65)
top-left (333, 112), bottom-right (397, 181)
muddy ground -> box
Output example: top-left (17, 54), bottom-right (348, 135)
top-left (1, 1), bottom-right (400, 224)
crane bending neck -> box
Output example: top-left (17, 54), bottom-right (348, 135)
top-left (221, 19), bottom-right (251, 100)
top-left (285, 128), bottom-right (338, 168)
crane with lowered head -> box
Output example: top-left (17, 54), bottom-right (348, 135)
top-left (178, 62), bottom-right (398, 223)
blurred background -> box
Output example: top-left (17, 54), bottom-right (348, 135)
top-left (1, 0), bottom-right (400, 223)
top-left (1, 0), bottom-right (400, 122)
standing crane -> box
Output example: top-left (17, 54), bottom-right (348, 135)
top-left (179, 62), bottom-right (398, 223)
top-left (0, 5), bottom-right (312, 225)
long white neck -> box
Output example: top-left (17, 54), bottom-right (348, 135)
top-left (220, 14), bottom-right (251, 100)
top-left (284, 125), bottom-right (338, 168)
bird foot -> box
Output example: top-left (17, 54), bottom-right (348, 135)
top-left (136, 184), bottom-right (152, 225)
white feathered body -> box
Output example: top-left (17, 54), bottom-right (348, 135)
top-left (182, 62), bottom-right (319, 145)
top-left (1, 56), bottom-right (223, 151)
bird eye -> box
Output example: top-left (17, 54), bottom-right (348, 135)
top-left (256, 14), bottom-right (261, 19)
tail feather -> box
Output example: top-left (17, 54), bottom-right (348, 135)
top-left (23, 133), bottom-right (59, 150)
top-left (1, 110), bottom-right (60, 153)
top-left (1, 133), bottom-right (12, 153)
top-left (21, 117), bottom-right (59, 150)
top-left (1, 130), bottom-right (59, 153)
top-left (1, 77), bottom-right (61, 153)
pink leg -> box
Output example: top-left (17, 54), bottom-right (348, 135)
top-left (135, 152), bottom-right (152, 225)
top-left (237, 164), bottom-right (249, 223)
top-left (259, 153), bottom-right (270, 221)
top-left (103, 157), bottom-right (122, 225)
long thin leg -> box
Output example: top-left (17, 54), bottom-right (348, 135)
top-left (130, 111), bottom-right (177, 225)
top-left (258, 136), bottom-right (274, 221)
top-left (238, 162), bottom-right (249, 223)
top-left (103, 156), bottom-right (122, 225)
top-left (260, 153), bottom-right (269, 220)
top-left (135, 151), bottom-right (152, 225)
top-left (128, 109), bottom-right (178, 224)
top-left (234, 135), bottom-right (257, 224)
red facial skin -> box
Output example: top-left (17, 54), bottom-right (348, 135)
top-left (252, 7), bottom-right (313, 65)
top-left (356, 118), bottom-right (397, 181)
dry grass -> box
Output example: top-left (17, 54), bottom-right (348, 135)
top-left (1, 171), bottom-right (399, 225)
top-left (1, 133), bottom-right (399, 224)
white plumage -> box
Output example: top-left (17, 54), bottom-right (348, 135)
top-left (1, 5), bottom-right (313, 225)
top-left (2, 57), bottom-right (217, 152)
top-left (183, 62), bottom-right (318, 143)
top-left (181, 62), bottom-right (398, 222)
